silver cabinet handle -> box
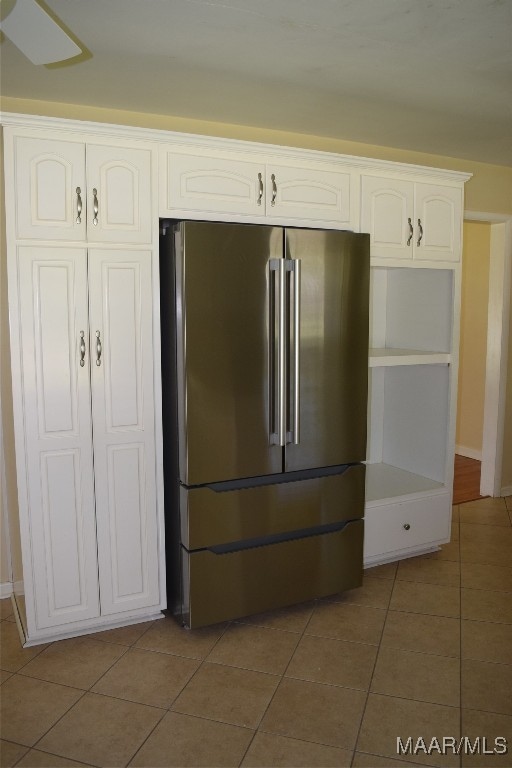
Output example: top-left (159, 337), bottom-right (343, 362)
top-left (270, 173), bottom-right (277, 207)
top-left (79, 331), bottom-right (86, 367)
top-left (92, 188), bottom-right (99, 226)
top-left (417, 218), bottom-right (423, 246)
top-left (257, 172), bottom-right (263, 206)
top-left (95, 330), bottom-right (102, 366)
top-left (407, 217), bottom-right (413, 246)
top-left (76, 187), bottom-right (82, 224)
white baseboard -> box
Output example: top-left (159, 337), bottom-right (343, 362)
top-left (0, 582), bottom-right (13, 599)
top-left (456, 445), bottom-right (483, 461)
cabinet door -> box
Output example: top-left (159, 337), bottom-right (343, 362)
top-left (266, 165), bottom-right (352, 225)
top-left (88, 249), bottom-right (160, 615)
top-left (414, 183), bottom-right (461, 261)
top-left (14, 137), bottom-right (86, 241)
top-left (361, 176), bottom-right (414, 259)
top-left (86, 144), bottom-right (152, 244)
top-left (17, 246), bottom-right (99, 629)
top-left (161, 150), bottom-right (265, 216)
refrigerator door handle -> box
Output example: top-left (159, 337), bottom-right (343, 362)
top-left (286, 259), bottom-right (300, 444)
top-left (292, 258), bottom-right (301, 444)
top-left (269, 259), bottom-right (287, 446)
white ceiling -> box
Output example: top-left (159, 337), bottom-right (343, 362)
top-left (1, 0), bottom-right (512, 166)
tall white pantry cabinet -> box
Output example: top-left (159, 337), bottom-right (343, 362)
top-left (3, 124), bottom-right (166, 645)
top-left (2, 115), bottom-right (470, 645)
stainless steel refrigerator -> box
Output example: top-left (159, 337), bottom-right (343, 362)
top-left (160, 220), bottom-right (370, 628)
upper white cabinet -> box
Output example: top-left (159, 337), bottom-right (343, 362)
top-left (160, 148), bottom-right (354, 228)
top-left (14, 136), bottom-right (152, 243)
top-left (361, 175), bottom-right (462, 262)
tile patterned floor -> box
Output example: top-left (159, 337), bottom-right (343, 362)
top-left (1, 496), bottom-right (511, 767)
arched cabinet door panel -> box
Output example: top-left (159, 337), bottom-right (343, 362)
top-left (361, 176), bottom-right (414, 259)
top-left (86, 145), bottom-right (152, 244)
top-left (14, 137), bottom-right (86, 241)
top-left (414, 184), bottom-right (461, 262)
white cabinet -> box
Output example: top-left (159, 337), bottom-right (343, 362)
top-left (361, 175), bottom-right (462, 262)
top-left (160, 148), bottom-right (354, 228)
top-left (14, 136), bottom-right (152, 243)
top-left (365, 265), bottom-right (460, 565)
top-left (4, 126), bottom-right (164, 645)
top-left (16, 245), bottom-right (160, 634)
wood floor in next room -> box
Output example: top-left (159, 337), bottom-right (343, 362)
top-left (453, 454), bottom-right (485, 505)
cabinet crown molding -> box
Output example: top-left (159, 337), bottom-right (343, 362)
top-left (1, 111), bottom-right (472, 184)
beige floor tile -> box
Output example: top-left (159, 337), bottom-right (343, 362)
top-left (16, 750), bottom-right (94, 767)
top-left (381, 610), bottom-right (460, 657)
top-left (0, 675), bottom-right (82, 747)
top-left (461, 709), bottom-right (512, 767)
top-left (462, 659), bottom-right (512, 716)
top-left (37, 692), bottom-right (162, 767)
top-left (324, 576), bottom-right (393, 609)
top-left (390, 581), bottom-right (460, 618)
top-left (260, 677), bottom-right (366, 751)
top-left (462, 498), bottom-right (508, 512)
top-left (462, 620), bottom-right (512, 664)
top-left (242, 731), bottom-right (352, 767)
top-left (460, 524), bottom-right (512, 567)
top-left (461, 588), bottom-right (512, 624)
top-left (305, 601), bottom-right (386, 645)
top-left (357, 693), bottom-right (460, 767)
top-left (134, 616), bottom-right (227, 659)
top-left (206, 622), bottom-right (299, 675)
top-left (0, 599), bottom-right (14, 620)
top-left (171, 661), bottom-right (279, 729)
top-left (92, 647), bottom-right (200, 708)
top-left (396, 558), bottom-right (460, 587)
top-left (451, 505), bottom-right (460, 522)
top-left (451, 521), bottom-right (459, 541)
top-left (371, 646), bottom-right (460, 707)
top-left (353, 753), bottom-right (426, 767)
top-left (461, 562), bottom-right (512, 593)
top-left (460, 504), bottom-right (511, 527)
top-left (285, 634), bottom-right (377, 690)
top-left (236, 601), bottom-right (315, 633)
top-left (0, 740), bottom-right (29, 768)
top-left (86, 620), bottom-right (155, 646)
top-left (20, 636), bottom-right (126, 690)
top-left (0, 669), bottom-right (13, 684)
top-left (0, 623), bottom-right (48, 673)
top-left (364, 562), bottom-right (398, 580)
top-left (129, 710), bottom-right (253, 767)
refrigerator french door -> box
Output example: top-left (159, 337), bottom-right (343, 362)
top-left (160, 221), bottom-right (370, 628)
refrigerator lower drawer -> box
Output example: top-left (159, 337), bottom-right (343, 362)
top-left (181, 464), bottom-right (365, 549)
top-left (181, 519), bottom-right (363, 628)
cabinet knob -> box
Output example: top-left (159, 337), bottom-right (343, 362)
top-left (403, 523), bottom-right (411, 531)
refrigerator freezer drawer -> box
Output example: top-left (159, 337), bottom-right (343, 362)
top-left (182, 519), bottom-right (363, 628)
top-left (181, 464), bottom-right (365, 550)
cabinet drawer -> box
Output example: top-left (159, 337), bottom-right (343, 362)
top-left (364, 493), bottom-right (451, 560)
top-left (183, 519), bottom-right (363, 628)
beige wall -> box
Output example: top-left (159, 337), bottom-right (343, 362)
top-left (456, 222), bottom-right (491, 456)
top-left (1, 98), bottom-right (511, 582)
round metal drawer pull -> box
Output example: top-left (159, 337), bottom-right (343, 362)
top-left (403, 523), bottom-right (411, 531)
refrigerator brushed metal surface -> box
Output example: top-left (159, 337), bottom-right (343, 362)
top-left (177, 221), bottom-right (283, 485)
top-left (285, 228), bottom-right (370, 471)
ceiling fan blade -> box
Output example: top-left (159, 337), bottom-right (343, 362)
top-left (1, 0), bottom-right (81, 64)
